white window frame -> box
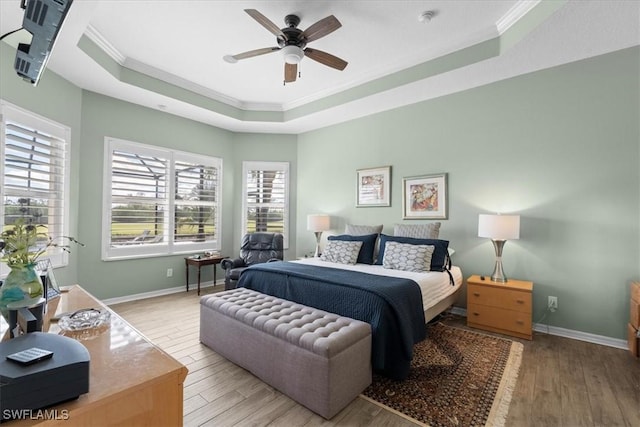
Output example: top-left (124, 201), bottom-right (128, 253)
top-left (241, 161), bottom-right (289, 249)
top-left (102, 137), bottom-right (222, 260)
top-left (0, 101), bottom-right (72, 277)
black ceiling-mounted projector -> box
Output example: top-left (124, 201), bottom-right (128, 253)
top-left (14, 0), bottom-right (74, 86)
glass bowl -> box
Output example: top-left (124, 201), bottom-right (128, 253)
top-left (58, 308), bottom-right (111, 331)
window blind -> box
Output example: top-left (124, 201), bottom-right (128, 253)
top-left (110, 150), bottom-right (168, 245)
top-left (103, 138), bottom-right (222, 260)
top-left (1, 103), bottom-right (70, 269)
top-left (242, 161), bottom-right (289, 248)
top-left (174, 159), bottom-right (219, 243)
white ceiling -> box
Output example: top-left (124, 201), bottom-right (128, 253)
top-left (1, 1), bottom-right (638, 134)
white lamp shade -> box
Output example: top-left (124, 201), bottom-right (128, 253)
top-left (307, 214), bottom-right (330, 232)
top-left (478, 214), bottom-right (520, 240)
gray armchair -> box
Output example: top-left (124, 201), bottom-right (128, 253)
top-left (221, 232), bottom-right (284, 290)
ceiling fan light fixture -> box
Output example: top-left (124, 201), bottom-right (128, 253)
top-left (282, 45), bottom-right (304, 64)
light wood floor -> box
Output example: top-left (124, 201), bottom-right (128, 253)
top-left (110, 285), bottom-right (640, 427)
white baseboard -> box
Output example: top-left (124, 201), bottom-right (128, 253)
top-left (102, 295), bottom-right (628, 350)
top-left (103, 280), bottom-right (221, 306)
top-left (448, 307), bottom-right (627, 350)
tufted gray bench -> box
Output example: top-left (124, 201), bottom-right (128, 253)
top-left (199, 288), bottom-right (372, 419)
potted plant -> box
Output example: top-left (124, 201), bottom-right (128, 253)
top-left (0, 219), bottom-right (83, 320)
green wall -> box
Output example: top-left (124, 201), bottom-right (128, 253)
top-left (296, 46), bottom-right (640, 340)
top-left (0, 44), bottom-right (82, 287)
top-left (2, 39), bottom-right (639, 340)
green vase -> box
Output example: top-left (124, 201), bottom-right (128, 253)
top-left (0, 263), bottom-right (43, 320)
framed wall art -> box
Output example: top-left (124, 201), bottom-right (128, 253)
top-left (356, 166), bottom-right (391, 207)
top-left (402, 173), bottom-right (448, 219)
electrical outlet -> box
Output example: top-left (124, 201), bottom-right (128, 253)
top-left (548, 296), bottom-right (558, 311)
top-left (167, 268), bottom-right (173, 278)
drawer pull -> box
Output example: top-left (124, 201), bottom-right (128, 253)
top-left (472, 312), bottom-right (480, 316)
top-left (516, 320), bottom-right (524, 324)
top-left (473, 292), bottom-right (480, 297)
top-left (516, 300), bottom-right (525, 304)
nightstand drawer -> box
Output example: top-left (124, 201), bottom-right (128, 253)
top-left (468, 284), bottom-right (531, 313)
top-left (467, 303), bottom-right (532, 336)
top-left (631, 298), bottom-right (640, 329)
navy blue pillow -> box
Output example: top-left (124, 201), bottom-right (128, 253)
top-left (376, 234), bottom-right (449, 271)
top-left (328, 233), bottom-right (378, 264)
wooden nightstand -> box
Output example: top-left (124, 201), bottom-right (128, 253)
top-left (466, 275), bottom-right (533, 340)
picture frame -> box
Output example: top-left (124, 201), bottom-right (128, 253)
top-left (36, 258), bottom-right (60, 302)
top-left (402, 173), bottom-right (448, 219)
top-left (356, 166), bottom-right (391, 207)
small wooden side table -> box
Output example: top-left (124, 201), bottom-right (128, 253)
top-left (466, 274), bottom-right (533, 340)
top-left (185, 255), bottom-right (224, 295)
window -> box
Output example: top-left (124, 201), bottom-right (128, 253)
top-left (103, 138), bottom-right (222, 260)
top-left (242, 161), bottom-right (289, 248)
top-left (0, 101), bottom-right (71, 274)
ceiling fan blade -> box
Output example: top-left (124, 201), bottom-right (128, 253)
top-left (245, 9), bottom-right (287, 41)
top-left (227, 47), bottom-right (280, 62)
top-left (304, 48), bottom-right (348, 71)
top-left (301, 15), bottom-right (342, 42)
top-left (284, 63), bottom-right (297, 83)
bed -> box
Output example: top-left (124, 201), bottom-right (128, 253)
top-left (236, 233), bottom-right (463, 380)
top-left (293, 257), bottom-right (462, 323)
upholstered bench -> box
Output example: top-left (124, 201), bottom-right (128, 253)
top-left (199, 288), bottom-right (372, 419)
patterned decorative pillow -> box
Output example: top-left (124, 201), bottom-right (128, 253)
top-left (393, 222), bottom-right (441, 239)
top-left (344, 224), bottom-right (383, 236)
top-left (382, 241), bottom-right (435, 272)
top-left (327, 233), bottom-right (378, 264)
top-left (376, 234), bottom-right (449, 271)
top-left (320, 240), bottom-right (363, 265)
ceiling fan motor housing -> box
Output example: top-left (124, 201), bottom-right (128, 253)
top-left (277, 14), bottom-right (306, 49)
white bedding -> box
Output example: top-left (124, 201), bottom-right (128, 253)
top-left (292, 257), bottom-right (462, 312)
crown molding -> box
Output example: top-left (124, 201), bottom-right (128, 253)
top-left (83, 21), bottom-right (500, 114)
top-left (497, 0), bottom-right (541, 34)
top-left (84, 25), bottom-right (125, 64)
top-left (84, 26), bottom-right (283, 112)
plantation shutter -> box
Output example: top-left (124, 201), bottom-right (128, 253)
top-left (1, 103), bottom-right (70, 267)
top-left (174, 155), bottom-right (220, 245)
top-left (103, 138), bottom-right (222, 260)
top-left (242, 161), bottom-right (289, 248)
top-left (109, 148), bottom-right (168, 246)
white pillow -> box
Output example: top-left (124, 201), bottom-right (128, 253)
top-left (382, 241), bottom-right (435, 272)
top-left (344, 224), bottom-right (383, 236)
top-left (393, 222), bottom-right (441, 239)
top-left (320, 240), bottom-right (363, 265)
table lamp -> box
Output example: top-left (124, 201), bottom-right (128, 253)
top-left (478, 214), bottom-right (520, 283)
top-left (307, 214), bottom-right (330, 257)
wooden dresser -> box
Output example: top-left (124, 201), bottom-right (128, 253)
top-left (466, 275), bottom-right (533, 340)
top-left (1, 285), bottom-right (188, 426)
top-left (629, 281), bottom-right (640, 357)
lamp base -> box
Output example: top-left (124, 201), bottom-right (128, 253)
top-left (490, 261), bottom-right (507, 283)
top-left (490, 240), bottom-right (508, 283)
top-left (313, 232), bottom-right (322, 258)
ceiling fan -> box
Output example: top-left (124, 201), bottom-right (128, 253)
top-left (223, 9), bottom-right (348, 84)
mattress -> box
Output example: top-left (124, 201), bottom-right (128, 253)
top-left (292, 257), bottom-right (462, 312)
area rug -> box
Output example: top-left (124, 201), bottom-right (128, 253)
top-left (361, 323), bottom-right (523, 427)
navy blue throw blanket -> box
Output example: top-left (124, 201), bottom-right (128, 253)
top-left (237, 261), bottom-right (426, 380)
